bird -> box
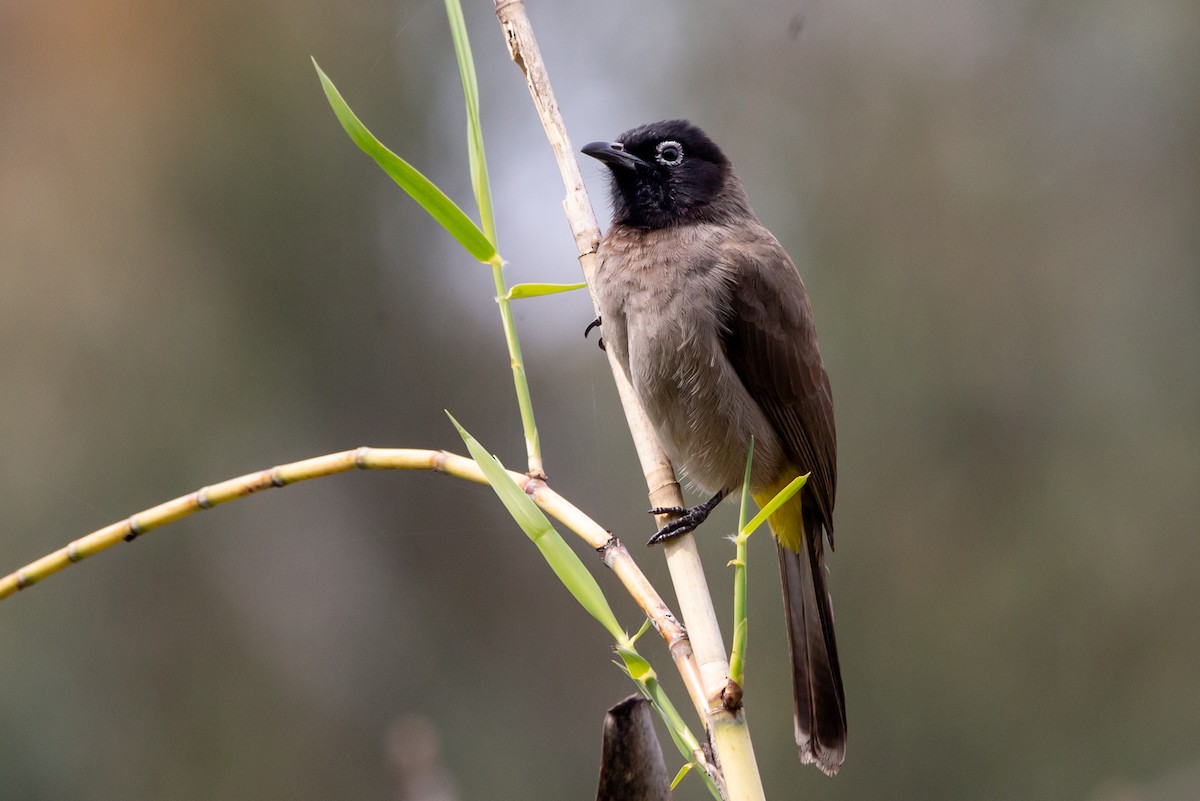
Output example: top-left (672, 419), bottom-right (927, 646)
top-left (581, 120), bottom-right (846, 775)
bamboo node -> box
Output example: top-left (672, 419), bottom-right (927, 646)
top-left (354, 446), bottom-right (370, 469)
top-left (124, 517), bottom-right (144, 542)
top-left (522, 475), bottom-right (548, 498)
top-left (597, 534), bottom-right (620, 559)
top-left (721, 679), bottom-right (744, 711)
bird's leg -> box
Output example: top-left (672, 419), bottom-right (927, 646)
top-left (647, 490), bottom-right (729, 545)
top-left (584, 315), bottom-right (605, 351)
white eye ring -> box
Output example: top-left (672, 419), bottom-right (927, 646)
top-left (655, 140), bottom-right (684, 166)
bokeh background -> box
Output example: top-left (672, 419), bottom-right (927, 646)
top-left (2, 0), bottom-right (1198, 799)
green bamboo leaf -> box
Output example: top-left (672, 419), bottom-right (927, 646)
top-left (444, 0), bottom-right (496, 245)
top-left (636, 674), bottom-right (722, 800)
top-left (312, 58), bottom-right (498, 265)
top-left (505, 282), bottom-right (588, 300)
top-left (611, 655), bottom-right (721, 799)
top-left (743, 473), bottom-right (809, 537)
top-left (628, 617), bottom-right (652, 646)
top-left (449, 414), bottom-right (624, 641)
top-left (669, 763), bottom-right (694, 791)
top-left (630, 679), bottom-right (689, 755)
top-left (614, 646), bottom-right (654, 682)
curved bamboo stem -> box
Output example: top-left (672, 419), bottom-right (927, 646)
top-left (0, 447), bottom-right (706, 722)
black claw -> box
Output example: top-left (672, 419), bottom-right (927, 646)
top-left (646, 491), bottom-right (728, 546)
top-left (647, 517), bottom-right (698, 545)
top-left (585, 316), bottom-right (605, 351)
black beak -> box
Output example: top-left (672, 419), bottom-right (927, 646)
top-left (581, 140), bottom-right (648, 171)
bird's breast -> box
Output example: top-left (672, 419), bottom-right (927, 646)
top-left (594, 225), bottom-right (785, 493)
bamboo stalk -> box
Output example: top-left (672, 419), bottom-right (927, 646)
top-left (0, 447), bottom-right (704, 718)
top-left (445, 0), bottom-right (543, 478)
top-left (490, 265), bottom-right (544, 478)
top-left (491, 3), bottom-right (764, 798)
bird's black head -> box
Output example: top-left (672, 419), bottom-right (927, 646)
top-left (582, 120), bottom-right (749, 229)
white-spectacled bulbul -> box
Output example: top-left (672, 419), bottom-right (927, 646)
top-left (583, 120), bottom-right (846, 775)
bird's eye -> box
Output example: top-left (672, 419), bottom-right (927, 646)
top-left (655, 140), bottom-right (684, 166)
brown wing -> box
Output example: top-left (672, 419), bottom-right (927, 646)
top-left (718, 232), bottom-right (838, 542)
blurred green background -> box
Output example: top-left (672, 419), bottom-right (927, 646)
top-left (2, 0), bottom-right (1198, 799)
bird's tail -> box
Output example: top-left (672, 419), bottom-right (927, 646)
top-left (754, 486), bottom-right (847, 776)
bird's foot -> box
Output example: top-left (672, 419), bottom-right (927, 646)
top-left (584, 315), bottom-right (605, 351)
top-left (647, 491), bottom-right (727, 545)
